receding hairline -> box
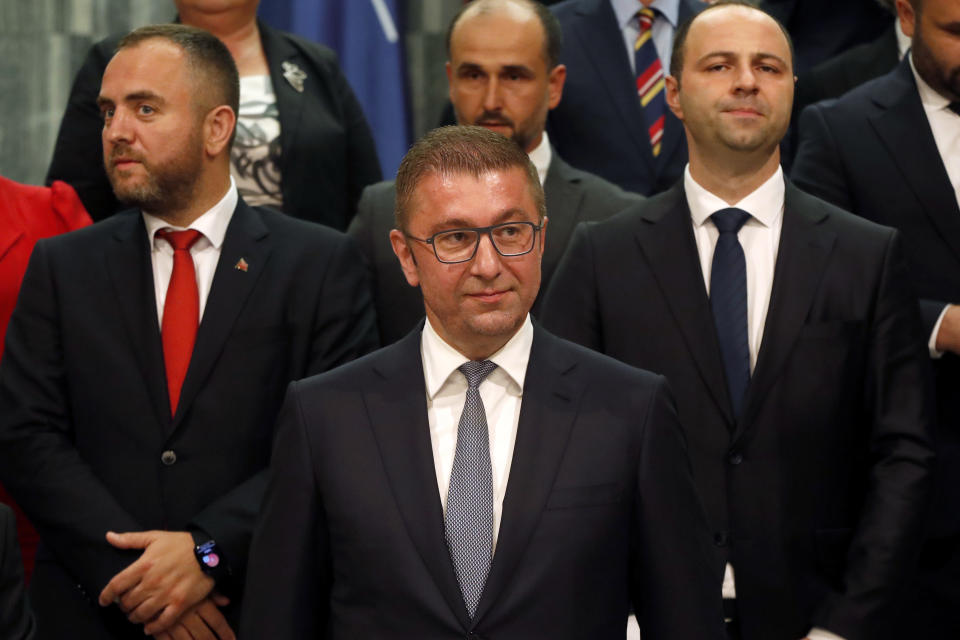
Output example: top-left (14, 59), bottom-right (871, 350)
top-left (446, 0), bottom-right (562, 69)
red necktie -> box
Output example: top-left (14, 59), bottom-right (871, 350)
top-left (635, 7), bottom-right (666, 157)
top-left (157, 229), bottom-right (202, 415)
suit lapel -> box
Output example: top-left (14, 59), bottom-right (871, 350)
top-left (869, 59), bottom-right (960, 263)
top-left (737, 184), bottom-right (835, 442)
top-left (473, 328), bottom-right (580, 622)
top-left (635, 185), bottom-right (735, 424)
top-left (541, 154), bottom-right (585, 282)
top-left (172, 201), bottom-right (271, 430)
top-left (260, 20), bottom-right (307, 200)
top-left (104, 212), bottom-right (169, 427)
top-left (363, 329), bottom-right (472, 628)
top-left (570, 0), bottom-right (655, 175)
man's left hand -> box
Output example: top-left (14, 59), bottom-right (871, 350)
top-left (98, 530), bottom-right (215, 633)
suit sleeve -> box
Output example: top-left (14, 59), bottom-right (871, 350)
top-left (0, 242), bottom-right (142, 597)
top-left (188, 232), bottom-right (377, 589)
top-left (813, 230), bottom-right (936, 637)
top-left (240, 382), bottom-right (328, 638)
top-left (632, 378), bottom-right (725, 640)
top-left (540, 222), bottom-right (603, 350)
top-left (45, 39), bottom-right (120, 221)
top-left (0, 505), bottom-right (35, 640)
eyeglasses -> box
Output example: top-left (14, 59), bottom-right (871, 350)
top-left (405, 221), bottom-right (543, 264)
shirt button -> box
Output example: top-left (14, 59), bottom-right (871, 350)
top-left (713, 531), bottom-right (729, 547)
top-left (160, 450), bottom-right (177, 466)
top-left (727, 452), bottom-right (743, 465)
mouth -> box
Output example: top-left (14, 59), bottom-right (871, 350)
top-left (468, 289), bottom-right (509, 304)
top-left (722, 107), bottom-right (764, 118)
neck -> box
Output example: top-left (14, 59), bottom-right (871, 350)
top-left (179, 6), bottom-right (259, 49)
top-left (149, 171), bottom-right (231, 228)
top-left (687, 146), bottom-right (781, 204)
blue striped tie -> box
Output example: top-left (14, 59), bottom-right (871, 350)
top-left (710, 208), bottom-right (751, 418)
top-left (446, 360), bottom-right (498, 618)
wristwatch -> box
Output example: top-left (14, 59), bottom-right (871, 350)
top-left (194, 539), bottom-right (223, 576)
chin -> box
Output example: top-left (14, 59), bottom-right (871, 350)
top-left (467, 309), bottom-right (525, 339)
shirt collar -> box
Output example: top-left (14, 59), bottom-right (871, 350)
top-left (527, 130), bottom-right (552, 187)
top-left (909, 51), bottom-right (953, 112)
top-left (421, 314), bottom-right (533, 400)
top-left (143, 176), bottom-right (238, 249)
top-left (684, 164), bottom-right (785, 229)
top-left (611, 0), bottom-right (680, 29)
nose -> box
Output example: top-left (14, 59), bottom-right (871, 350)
top-left (103, 107), bottom-right (133, 146)
top-left (470, 232), bottom-right (502, 280)
top-left (482, 76), bottom-right (502, 112)
top-left (733, 64), bottom-right (759, 94)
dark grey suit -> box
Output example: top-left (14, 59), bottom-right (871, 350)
top-left (347, 152), bottom-right (643, 344)
top-left (0, 504), bottom-right (33, 640)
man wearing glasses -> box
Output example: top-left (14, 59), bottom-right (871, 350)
top-left (241, 125), bottom-right (724, 639)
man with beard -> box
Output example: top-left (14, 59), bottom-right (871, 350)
top-left (0, 24), bottom-right (377, 640)
top-left (792, 1), bottom-right (960, 634)
top-left (347, 0), bottom-right (642, 345)
top-left (544, 2), bottom-right (936, 638)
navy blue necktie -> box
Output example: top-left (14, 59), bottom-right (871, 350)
top-left (710, 208), bottom-right (752, 418)
top-left (446, 360), bottom-right (498, 618)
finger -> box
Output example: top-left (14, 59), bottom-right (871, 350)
top-left (167, 623), bottom-right (194, 640)
top-left (127, 595), bottom-right (163, 625)
top-left (106, 530), bottom-right (156, 550)
top-left (118, 581), bottom-right (151, 614)
top-left (144, 603), bottom-right (188, 637)
top-left (99, 562), bottom-right (145, 606)
top-left (197, 601), bottom-right (235, 640)
top-left (209, 593), bottom-right (230, 608)
top-left (152, 633), bottom-right (172, 640)
top-left (181, 611), bottom-right (216, 640)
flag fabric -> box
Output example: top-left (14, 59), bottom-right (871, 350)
top-left (259, 0), bottom-right (410, 177)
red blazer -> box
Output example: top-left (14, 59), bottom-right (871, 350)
top-left (0, 175), bottom-right (90, 581)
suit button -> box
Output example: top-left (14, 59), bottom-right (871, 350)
top-left (160, 450), bottom-right (177, 466)
top-left (713, 531), bottom-right (729, 547)
top-left (727, 452), bottom-right (743, 465)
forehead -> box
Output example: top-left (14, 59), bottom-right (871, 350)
top-left (451, 6), bottom-right (546, 66)
top-left (101, 39), bottom-right (190, 98)
top-left (408, 168), bottom-right (538, 229)
top-left (683, 6), bottom-right (791, 65)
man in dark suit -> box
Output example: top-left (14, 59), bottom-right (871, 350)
top-left (792, 1), bottom-right (960, 634)
top-left (242, 125), bottom-right (724, 639)
top-left (349, 0), bottom-right (642, 345)
top-left (0, 504), bottom-right (34, 640)
top-left (46, 0), bottom-right (381, 228)
top-left (545, 0), bottom-right (702, 195)
top-left (544, 3), bottom-right (935, 639)
top-left (0, 24), bottom-right (377, 640)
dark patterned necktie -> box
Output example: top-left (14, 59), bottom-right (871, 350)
top-left (710, 208), bottom-right (752, 418)
top-left (635, 7), bottom-right (666, 157)
top-left (446, 359), bottom-right (498, 618)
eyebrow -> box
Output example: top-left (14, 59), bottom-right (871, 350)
top-left (96, 90), bottom-right (165, 109)
top-left (456, 62), bottom-right (534, 75)
top-left (431, 207), bottom-right (534, 232)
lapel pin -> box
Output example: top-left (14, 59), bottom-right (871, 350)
top-left (282, 61), bottom-right (306, 93)
top-left (235, 257), bottom-right (249, 272)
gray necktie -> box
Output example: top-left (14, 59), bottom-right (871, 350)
top-left (446, 360), bottom-right (498, 618)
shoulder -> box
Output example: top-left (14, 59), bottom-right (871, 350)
top-left (359, 180), bottom-right (397, 207)
top-left (259, 21), bottom-right (341, 74)
top-left (248, 204), bottom-right (356, 250)
top-left (292, 331), bottom-right (417, 395)
top-left (788, 183), bottom-right (896, 243)
top-left (534, 326), bottom-right (665, 389)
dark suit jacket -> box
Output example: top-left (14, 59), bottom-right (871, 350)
top-left (0, 504), bottom-right (34, 640)
top-left (241, 325), bottom-right (725, 639)
top-left (542, 181), bottom-right (936, 640)
top-left (45, 21), bottom-right (382, 229)
top-left (0, 199), bottom-right (378, 638)
top-left (546, 0), bottom-right (701, 196)
top-left (347, 152), bottom-right (644, 344)
top-left (793, 58), bottom-right (960, 544)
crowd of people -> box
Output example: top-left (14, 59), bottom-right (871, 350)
top-left (0, 0), bottom-right (957, 639)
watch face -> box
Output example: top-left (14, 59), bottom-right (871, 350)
top-left (202, 552), bottom-right (220, 569)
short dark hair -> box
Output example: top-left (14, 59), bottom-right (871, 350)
top-left (445, 0), bottom-right (563, 69)
top-left (670, 0), bottom-right (795, 80)
top-left (117, 24), bottom-right (240, 121)
top-left (394, 126), bottom-right (545, 231)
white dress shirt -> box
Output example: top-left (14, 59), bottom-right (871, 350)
top-left (686, 165), bottom-right (784, 372)
top-left (143, 177), bottom-right (238, 326)
top-left (421, 315), bottom-right (533, 550)
top-left (909, 55), bottom-right (960, 356)
top-left (611, 0), bottom-right (681, 75)
top-left (527, 130), bottom-right (553, 187)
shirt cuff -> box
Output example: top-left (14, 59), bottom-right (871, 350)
top-left (807, 628), bottom-right (846, 640)
top-left (929, 304), bottom-right (950, 358)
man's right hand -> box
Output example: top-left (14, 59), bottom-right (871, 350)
top-left (152, 595), bottom-right (235, 640)
top-left (935, 304), bottom-right (960, 355)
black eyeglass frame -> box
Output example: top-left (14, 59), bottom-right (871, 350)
top-left (405, 221), bottom-right (544, 264)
